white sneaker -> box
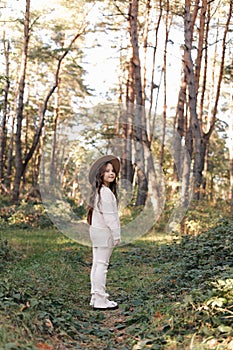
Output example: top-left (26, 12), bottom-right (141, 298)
top-left (92, 294), bottom-right (118, 310)
top-left (93, 299), bottom-right (118, 310)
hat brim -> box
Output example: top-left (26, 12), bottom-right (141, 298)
top-left (88, 155), bottom-right (120, 184)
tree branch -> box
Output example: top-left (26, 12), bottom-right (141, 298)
top-left (205, 0), bottom-right (232, 140)
top-left (23, 24), bottom-right (87, 171)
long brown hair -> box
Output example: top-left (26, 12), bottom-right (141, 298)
top-left (87, 161), bottom-right (118, 225)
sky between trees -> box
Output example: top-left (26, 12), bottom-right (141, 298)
top-left (0, 0), bottom-right (232, 214)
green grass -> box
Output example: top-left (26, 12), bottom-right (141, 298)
top-left (0, 218), bottom-right (233, 349)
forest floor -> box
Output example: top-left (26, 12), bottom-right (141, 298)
top-left (1, 216), bottom-right (233, 350)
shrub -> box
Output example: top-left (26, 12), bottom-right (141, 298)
top-left (0, 201), bottom-right (53, 229)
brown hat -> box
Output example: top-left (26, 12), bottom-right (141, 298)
top-left (88, 155), bottom-right (120, 184)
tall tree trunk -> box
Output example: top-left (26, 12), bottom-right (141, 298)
top-left (0, 33), bottom-right (10, 190)
top-left (121, 36), bottom-right (134, 190)
top-left (202, 0), bottom-right (232, 199)
top-left (173, 59), bottom-right (188, 196)
top-left (201, 138), bottom-right (209, 199)
top-left (12, 9), bottom-right (87, 201)
top-left (142, 0), bottom-right (151, 104)
top-left (194, 0), bottom-right (207, 94)
top-left (148, 0), bottom-right (162, 142)
top-left (198, 1), bottom-right (210, 123)
top-left (128, 0), bottom-right (148, 206)
top-left (22, 90), bottom-right (30, 190)
top-left (204, 0), bottom-right (232, 141)
top-left (5, 114), bottom-right (15, 190)
top-left (13, 0), bottom-right (31, 202)
top-left (184, 0), bottom-right (203, 200)
top-left (184, 0), bottom-right (232, 200)
top-left (50, 81), bottom-right (60, 183)
top-left (160, 0), bottom-right (171, 166)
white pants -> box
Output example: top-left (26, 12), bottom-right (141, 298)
top-left (90, 246), bottom-right (113, 307)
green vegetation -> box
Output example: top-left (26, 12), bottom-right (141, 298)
top-left (1, 0), bottom-right (232, 347)
top-left (0, 202), bottom-right (233, 349)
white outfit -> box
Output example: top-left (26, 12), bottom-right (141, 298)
top-left (90, 185), bottom-right (121, 308)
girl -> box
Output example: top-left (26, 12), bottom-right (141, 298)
top-left (87, 155), bottom-right (121, 310)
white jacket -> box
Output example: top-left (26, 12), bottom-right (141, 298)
top-left (90, 185), bottom-right (121, 247)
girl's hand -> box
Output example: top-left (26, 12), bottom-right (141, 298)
top-left (114, 239), bottom-right (121, 246)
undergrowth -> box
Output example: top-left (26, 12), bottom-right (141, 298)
top-left (0, 197), bottom-right (232, 349)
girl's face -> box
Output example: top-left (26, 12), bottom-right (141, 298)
top-left (102, 163), bottom-right (116, 186)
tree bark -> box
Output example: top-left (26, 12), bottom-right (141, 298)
top-left (183, 0), bottom-right (232, 200)
top-left (0, 32), bottom-right (10, 189)
top-left (142, 0), bottom-right (151, 104)
top-left (50, 80), bottom-right (60, 183)
top-left (198, 1), bottom-right (210, 123)
top-left (121, 35), bottom-right (135, 189)
top-left (13, 0), bottom-right (31, 202)
top-left (204, 0), bottom-right (232, 141)
top-left (128, 0), bottom-right (148, 206)
top-left (148, 0), bottom-right (162, 143)
top-left (23, 27), bottom-right (86, 175)
top-left (160, 0), bottom-right (172, 166)
top-left (184, 0), bottom-right (203, 199)
top-left (173, 58), bottom-right (188, 195)
top-left (12, 4), bottom-right (87, 201)
top-left (194, 0), bottom-right (207, 94)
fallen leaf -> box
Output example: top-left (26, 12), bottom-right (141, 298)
top-left (37, 342), bottom-right (53, 350)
